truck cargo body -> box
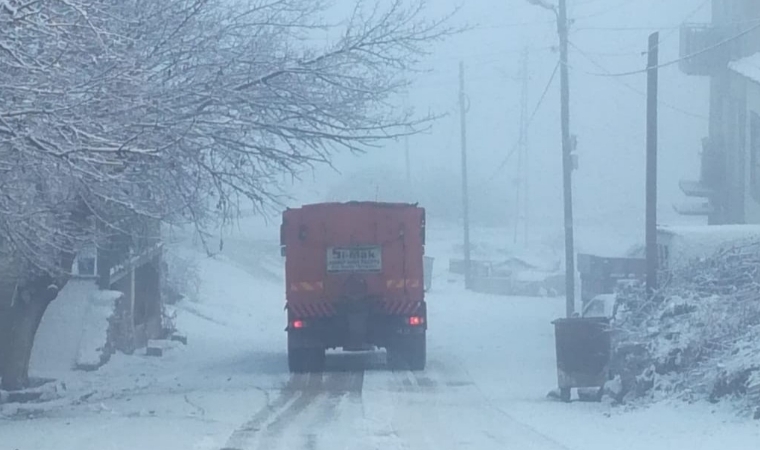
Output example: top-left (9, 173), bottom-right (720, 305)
top-left (281, 202), bottom-right (427, 372)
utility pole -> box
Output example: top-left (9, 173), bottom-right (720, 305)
top-left (646, 32), bottom-right (659, 297)
top-left (514, 47), bottom-right (530, 246)
top-left (558, 0), bottom-right (575, 318)
top-left (404, 134), bottom-right (411, 186)
top-left (459, 61), bottom-right (472, 289)
top-left (403, 95), bottom-right (412, 187)
top-left (524, 0), bottom-right (574, 316)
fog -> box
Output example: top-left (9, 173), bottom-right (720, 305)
top-left (10, 2), bottom-right (760, 448)
top-left (289, 0), bottom-right (710, 243)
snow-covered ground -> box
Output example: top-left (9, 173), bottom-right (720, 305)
top-left (3, 221), bottom-right (760, 449)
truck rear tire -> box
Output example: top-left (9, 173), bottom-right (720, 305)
top-left (388, 333), bottom-right (426, 371)
top-left (288, 347), bottom-right (325, 373)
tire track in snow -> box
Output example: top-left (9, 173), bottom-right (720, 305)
top-left (220, 369), bottom-right (366, 450)
top-left (301, 370), bottom-right (364, 450)
top-left (220, 372), bottom-right (321, 450)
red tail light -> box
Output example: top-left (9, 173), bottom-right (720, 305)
top-left (408, 316), bottom-right (424, 326)
top-left (292, 320), bottom-right (305, 329)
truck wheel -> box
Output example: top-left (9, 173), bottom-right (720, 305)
top-left (388, 334), bottom-right (426, 371)
top-left (288, 347), bottom-right (325, 373)
top-left (310, 348), bottom-right (326, 372)
top-left (288, 348), bottom-right (307, 373)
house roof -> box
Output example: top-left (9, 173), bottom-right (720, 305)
top-left (657, 224), bottom-right (760, 238)
top-left (729, 52), bottom-right (760, 85)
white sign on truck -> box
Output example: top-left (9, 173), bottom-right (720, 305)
top-left (327, 246), bottom-right (382, 273)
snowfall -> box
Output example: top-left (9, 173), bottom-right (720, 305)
top-left (2, 220), bottom-right (760, 450)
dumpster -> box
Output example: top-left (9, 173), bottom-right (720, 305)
top-left (423, 256), bottom-right (434, 291)
top-left (552, 316), bottom-right (612, 402)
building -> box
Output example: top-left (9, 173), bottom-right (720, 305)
top-left (677, 0), bottom-right (760, 224)
top-left (656, 224), bottom-right (760, 271)
top-left (729, 54), bottom-right (760, 222)
top-left (27, 217), bottom-right (164, 375)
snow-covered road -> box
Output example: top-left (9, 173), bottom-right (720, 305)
top-left (218, 355), bottom-right (573, 450)
top-left (3, 227), bottom-right (760, 450)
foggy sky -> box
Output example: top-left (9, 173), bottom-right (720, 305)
top-left (288, 0), bottom-right (711, 244)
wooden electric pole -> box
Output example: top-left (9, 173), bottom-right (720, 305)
top-left (459, 61), bottom-right (472, 289)
top-left (525, 0), bottom-right (575, 316)
top-left (646, 32), bottom-right (660, 297)
top-left (558, 0), bottom-right (575, 318)
top-left (403, 95), bottom-right (412, 186)
top-left (404, 134), bottom-right (411, 186)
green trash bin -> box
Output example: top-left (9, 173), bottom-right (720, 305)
top-left (552, 316), bottom-right (612, 402)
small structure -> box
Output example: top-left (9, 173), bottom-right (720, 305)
top-left (30, 217), bottom-right (164, 375)
top-left (96, 219), bottom-right (164, 354)
top-left (451, 255), bottom-right (565, 297)
top-left (448, 258), bottom-right (491, 277)
top-left (656, 224), bottom-right (760, 272)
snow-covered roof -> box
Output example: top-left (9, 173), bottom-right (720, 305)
top-left (657, 224), bottom-right (760, 268)
top-left (729, 52), bottom-right (760, 85)
top-left (657, 224), bottom-right (760, 239)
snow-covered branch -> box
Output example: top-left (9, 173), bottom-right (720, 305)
top-left (0, 0), bottom-right (455, 273)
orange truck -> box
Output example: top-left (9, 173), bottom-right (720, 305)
top-left (280, 201), bottom-right (427, 372)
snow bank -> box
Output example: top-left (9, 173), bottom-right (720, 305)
top-left (30, 279), bottom-right (100, 376)
top-left (30, 283), bottom-right (123, 376)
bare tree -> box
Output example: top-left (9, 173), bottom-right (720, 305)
top-left (0, 0), bottom-right (455, 389)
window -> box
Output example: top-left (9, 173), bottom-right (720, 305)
top-left (73, 243), bottom-right (97, 277)
top-left (657, 243), bottom-right (670, 270)
top-left (751, 112), bottom-right (760, 202)
top-left (77, 257), bottom-right (96, 276)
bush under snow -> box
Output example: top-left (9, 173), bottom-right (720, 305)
top-left (611, 242), bottom-right (760, 414)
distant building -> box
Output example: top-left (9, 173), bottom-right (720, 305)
top-left (677, 0), bottom-right (760, 224)
top-left (729, 54), bottom-right (760, 222)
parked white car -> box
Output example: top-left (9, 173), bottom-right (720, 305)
top-left (581, 294), bottom-right (619, 320)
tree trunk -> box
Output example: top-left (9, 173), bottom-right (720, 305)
top-left (0, 275), bottom-right (60, 391)
top-left (0, 202), bottom-right (82, 390)
top-left (0, 308), bottom-right (9, 377)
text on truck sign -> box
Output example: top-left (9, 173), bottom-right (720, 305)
top-left (327, 246), bottom-right (382, 273)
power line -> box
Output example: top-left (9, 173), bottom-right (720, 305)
top-left (472, 20), bottom-right (556, 31)
top-left (585, 21), bottom-right (760, 77)
top-left (573, 0), bottom-right (708, 28)
top-left (570, 0), bottom-right (649, 22)
top-left (568, 41), bottom-right (708, 120)
top-left (486, 60), bottom-right (560, 184)
top-left (573, 0), bottom-right (711, 59)
top-left (428, 45), bottom-right (555, 64)
top-left (574, 25), bottom-right (680, 32)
